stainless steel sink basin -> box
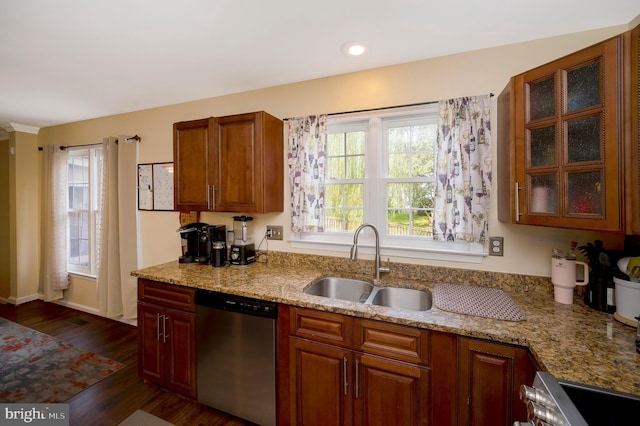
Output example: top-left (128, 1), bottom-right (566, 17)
top-left (304, 277), bottom-right (374, 303)
top-left (370, 287), bottom-right (432, 311)
top-left (304, 277), bottom-right (432, 311)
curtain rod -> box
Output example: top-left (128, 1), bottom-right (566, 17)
top-left (37, 134), bottom-right (141, 151)
top-left (283, 93), bottom-right (494, 121)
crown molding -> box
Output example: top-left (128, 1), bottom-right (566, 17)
top-left (1, 122), bottom-right (40, 134)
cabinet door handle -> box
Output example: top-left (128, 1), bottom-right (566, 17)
top-left (211, 185), bottom-right (216, 210)
top-left (515, 181), bottom-right (522, 221)
top-left (355, 358), bottom-right (360, 399)
top-left (162, 315), bottom-right (168, 343)
top-left (156, 313), bottom-right (161, 341)
top-left (207, 185), bottom-right (211, 210)
top-left (343, 357), bottom-right (348, 396)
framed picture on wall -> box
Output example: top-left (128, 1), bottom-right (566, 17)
top-left (137, 163), bottom-right (153, 210)
top-left (152, 162), bottom-right (174, 211)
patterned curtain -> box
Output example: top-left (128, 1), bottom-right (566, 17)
top-left (433, 95), bottom-right (492, 243)
top-left (288, 115), bottom-right (327, 233)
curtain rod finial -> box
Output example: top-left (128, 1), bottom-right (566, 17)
top-left (125, 134), bottom-right (141, 143)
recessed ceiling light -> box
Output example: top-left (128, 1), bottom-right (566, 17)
top-left (342, 42), bottom-right (367, 56)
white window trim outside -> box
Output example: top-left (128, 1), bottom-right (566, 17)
top-left (290, 104), bottom-right (487, 264)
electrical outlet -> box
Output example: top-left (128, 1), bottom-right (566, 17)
top-left (266, 225), bottom-right (283, 240)
top-left (489, 236), bottom-right (504, 256)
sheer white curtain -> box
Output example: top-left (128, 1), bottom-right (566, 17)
top-left (40, 145), bottom-right (69, 301)
top-left (96, 136), bottom-right (138, 319)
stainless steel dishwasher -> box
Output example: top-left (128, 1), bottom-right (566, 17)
top-left (195, 289), bottom-right (277, 426)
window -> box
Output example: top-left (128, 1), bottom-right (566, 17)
top-left (325, 122), bottom-right (366, 232)
top-left (291, 105), bottom-right (485, 262)
top-left (67, 147), bottom-right (102, 275)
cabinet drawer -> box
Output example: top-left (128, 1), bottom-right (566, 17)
top-left (290, 307), bottom-right (352, 347)
top-left (138, 279), bottom-right (196, 312)
top-left (355, 319), bottom-right (429, 365)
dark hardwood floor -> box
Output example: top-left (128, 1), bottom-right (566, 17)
top-left (0, 300), bottom-right (254, 426)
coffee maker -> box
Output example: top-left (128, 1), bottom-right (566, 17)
top-left (229, 215), bottom-right (256, 265)
top-left (177, 222), bottom-right (210, 263)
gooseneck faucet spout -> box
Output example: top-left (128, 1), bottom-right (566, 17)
top-left (350, 223), bottom-right (390, 280)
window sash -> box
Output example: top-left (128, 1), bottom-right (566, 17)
top-left (66, 147), bottom-right (101, 276)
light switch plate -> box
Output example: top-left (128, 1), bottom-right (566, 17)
top-left (266, 225), bottom-right (283, 240)
top-left (489, 236), bottom-right (504, 256)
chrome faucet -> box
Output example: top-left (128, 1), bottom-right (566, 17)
top-left (350, 223), bottom-right (390, 280)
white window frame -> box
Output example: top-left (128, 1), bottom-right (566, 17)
top-left (290, 104), bottom-right (487, 263)
top-left (67, 147), bottom-right (101, 276)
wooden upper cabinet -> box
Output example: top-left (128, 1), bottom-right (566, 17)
top-left (499, 26), bottom-right (640, 233)
top-left (213, 111), bottom-right (284, 213)
top-left (174, 118), bottom-right (214, 211)
top-left (624, 25), bottom-right (640, 234)
top-left (173, 111), bottom-right (284, 213)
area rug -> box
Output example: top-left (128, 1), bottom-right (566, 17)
top-left (118, 410), bottom-right (175, 426)
top-left (0, 317), bottom-right (124, 403)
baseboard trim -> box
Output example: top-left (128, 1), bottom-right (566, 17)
top-left (54, 299), bottom-right (100, 316)
top-left (54, 300), bottom-right (138, 327)
top-left (0, 295), bottom-right (137, 327)
top-left (4, 293), bottom-right (43, 305)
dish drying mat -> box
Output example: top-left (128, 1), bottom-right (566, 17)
top-left (433, 283), bottom-right (526, 322)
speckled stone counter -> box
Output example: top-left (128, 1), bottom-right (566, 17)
top-left (131, 252), bottom-right (640, 396)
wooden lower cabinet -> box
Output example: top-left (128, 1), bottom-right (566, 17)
top-left (137, 279), bottom-right (196, 398)
top-left (288, 307), bottom-right (429, 426)
top-left (457, 337), bottom-right (534, 426)
top-left (285, 306), bottom-right (539, 426)
top-left (290, 337), bottom-right (351, 426)
top-left (355, 353), bottom-right (429, 426)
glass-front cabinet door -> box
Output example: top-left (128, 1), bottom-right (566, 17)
top-left (511, 35), bottom-right (623, 231)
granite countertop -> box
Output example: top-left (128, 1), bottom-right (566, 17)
top-left (132, 259), bottom-right (640, 396)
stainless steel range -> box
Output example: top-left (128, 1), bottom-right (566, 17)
top-left (515, 371), bottom-right (640, 425)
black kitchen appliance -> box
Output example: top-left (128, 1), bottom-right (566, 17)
top-left (206, 224), bottom-right (227, 267)
top-left (229, 244), bottom-right (256, 266)
top-left (515, 371), bottom-right (640, 425)
top-left (178, 223), bottom-right (227, 265)
top-left (230, 215), bottom-right (256, 265)
top-left (177, 222), bottom-right (210, 263)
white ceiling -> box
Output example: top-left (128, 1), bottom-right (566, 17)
top-left (1, 0), bottom-right (639, 132)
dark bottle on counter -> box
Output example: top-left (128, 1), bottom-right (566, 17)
top-left (606, 274), bottom-right (616, 313)
top-left (584, 269), bottom-right (608, 312)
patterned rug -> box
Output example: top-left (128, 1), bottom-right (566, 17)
top-left (0, 317), bottom-right (124, 402)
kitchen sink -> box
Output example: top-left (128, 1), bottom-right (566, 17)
top-left (304, 277), bottom-right (431, 311)
top-left (370, 287), bottom-right (432, 311)
top-left (304, 277), bottom-right (374, 303)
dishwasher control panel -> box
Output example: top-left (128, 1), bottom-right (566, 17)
top-left (195, 289), bottom-right (277, 318)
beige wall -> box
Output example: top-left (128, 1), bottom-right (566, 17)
top-left (0, 138), bottom-right (9, 300)
top-left (34, 22), bottom-right (638, 307)
top-left (62, 275), bottom-right (100, 311)
top-left (5, 131), bottom-right (41, 303)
